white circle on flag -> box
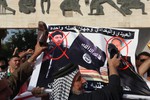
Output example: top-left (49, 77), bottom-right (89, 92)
top-left (82, 53), bottom-right (92, 64)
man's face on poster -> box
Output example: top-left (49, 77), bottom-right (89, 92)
top-left (52, 34), bottom-right (63, 46)
top-left (111, 38), bottom-right (122, 51)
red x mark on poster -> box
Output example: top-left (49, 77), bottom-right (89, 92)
top-left (105, 36), bottom-right (132, 70)
top-left (44, 29), bottom-right (69, 60)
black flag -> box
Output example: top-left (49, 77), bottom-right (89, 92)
top-left (68, 33), bottom-right (106, 71)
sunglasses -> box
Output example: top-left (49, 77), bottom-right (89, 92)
top-left (0, 65), bottom-right (7, 70)
top-left (139, 59), bottom-right (146, 62)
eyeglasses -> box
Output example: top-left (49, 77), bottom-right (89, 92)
top-left (0, 65), bottom-right (7, 70)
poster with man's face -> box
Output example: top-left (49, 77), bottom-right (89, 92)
top-left (29, 25), bottom-right (150, 98)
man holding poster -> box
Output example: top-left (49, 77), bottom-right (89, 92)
top-left (29, 25), bottom-right (150, 100)
top-left (109, 37), bottom-right (150, 96)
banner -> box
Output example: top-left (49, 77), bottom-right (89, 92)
top-left (28, 25), bottom-right (150, 99)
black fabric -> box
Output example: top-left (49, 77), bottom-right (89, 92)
top-left (37, 45), bottom-right (70, 88)
top-left (108, 43), bottom-right (120, 59)
top-left (51, 31), bottom-right (63, 37)
top-left (118, 67), bottom-right (150, 96)
top-left (117, 55), bottom-right (135, 71)
top-left (69, 75), bottom-right (123, 100)
top-left (107, 44), bottom-right (150, 95)
top-left (53, 63), bottom-right (79, 79)
top-left (8, 55), bottom-right (20, 61)
top-left (107, 42), bottom-right (150, 96)
top-left (68, 34), bottom-right (106, 71)
top-left (83, 81), bottom-right (108, 91)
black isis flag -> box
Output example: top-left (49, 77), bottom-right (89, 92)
top-left (118, 61), bottom-right (150, 96)
top-left (68, 33), bottom-right (106, 71)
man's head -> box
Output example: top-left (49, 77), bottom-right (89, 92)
top-left (50, 63), bottom-right (80, 100)
top-left (49, 30), bottom-right (63, 46)
top-left (8, 55), bottom-right (20, 72)
top-left (0, 56), bottom-right (8, 72)
top-left (137, 51), bottom-right (150, 66)
top-left (111, 38), bottom-right (123, 51)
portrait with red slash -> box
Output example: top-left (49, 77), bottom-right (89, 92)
top-left (104, 36), bottom-right (135, 71)
top-left (36, 29), bottom-right (71, 88)
top-left (110, 37), bottom-right (134, 71)
top-left (29, 25), bottom-right (150, 97)
top-left (106, 36), bottom-right (150, 95)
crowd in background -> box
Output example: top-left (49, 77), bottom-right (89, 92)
top-left (0, 39), bottom-right (149, 100)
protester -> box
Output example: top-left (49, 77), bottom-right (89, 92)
top-left (7, 55), bottom-right (21, 77)
top-left (137, 51), bottom-right (150, 80)
top-left (139, 58), bottom-right (150, 81)
top-left (12, 47), bottom-right (34, 64)
top-left (7, 48), bottom-right (34, 96)
top-left (137, 51), bottom-right (150, 68)
top-left (32, 54), bottom-right (123, 100)
top-left (17, 49), bottom-right (33, 95)
top-left (0, 42), bottom-right (47, 100)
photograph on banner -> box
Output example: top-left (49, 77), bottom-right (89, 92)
top-left (36, 29), bottom-right (71, 89)
top-left (101, 28), bottom-right (150, 96)
top-left (28, 25), bottom-right (150, 97)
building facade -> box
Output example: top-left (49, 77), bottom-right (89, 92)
top-left (0, 0), bottom-right (150, 53)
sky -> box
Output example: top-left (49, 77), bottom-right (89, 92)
top-left (2, 29), bottom-right (16, 43)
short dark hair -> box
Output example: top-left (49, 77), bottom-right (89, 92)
top-left (53, 63), bottom-right (79, 79)
top-left (49, 30), bottom-right (63, 39)
top-left (137, 51), bottom-right (150, 59)
top-left (8, 55), bottom-right (20, 61)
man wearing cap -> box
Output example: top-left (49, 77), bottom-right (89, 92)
top-left (37, 30), bottom-right (70, 89)
top-left (32, 54), bottom-right (123, 100)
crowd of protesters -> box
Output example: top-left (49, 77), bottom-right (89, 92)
top-left (0, 22), bottom-right (150, 100)
top-left (0, 42), bottom-right (149, 100)
top-left (0, 41), bottom-right (47, 99)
